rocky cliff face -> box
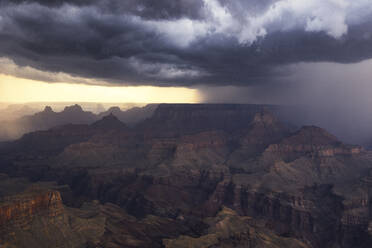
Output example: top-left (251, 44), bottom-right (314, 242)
top-left (265, 126), bottom-right (363, 161)
top-left (203, 183), bottom-right (348, 247)
top-left (0, 177), bottom-right (106, 248)
top-left (0, 189), bottom-right (64, 230)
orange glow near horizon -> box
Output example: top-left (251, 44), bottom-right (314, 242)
top-left (0, 74), bottom-right (201, 103)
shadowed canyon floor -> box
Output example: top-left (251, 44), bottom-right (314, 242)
top-left (0, 104), bottom-right (372, 248)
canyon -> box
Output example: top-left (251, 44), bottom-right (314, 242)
top-left (0, 104), bottom-right (372, 247)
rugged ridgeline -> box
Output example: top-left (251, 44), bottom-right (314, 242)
top-left (0, 104), bottom-right (157, 142)
top-left (98, 104), bottom-right (158, 126)
top-left (139, 103), bottom-right (278, 137)
top-left (0, 104), bottom-right (372, 248)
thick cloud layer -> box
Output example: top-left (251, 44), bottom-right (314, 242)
top-left (0, 0), bottom-right (372, 86)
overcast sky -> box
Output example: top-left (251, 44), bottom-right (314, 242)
top-left (0, 0), bottom-right (371, 87)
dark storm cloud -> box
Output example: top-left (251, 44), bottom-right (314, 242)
top-left (0, 0), bottom-right (206, 20)
top-left (0, 0), bottom-right (91, 6)
top-left (0, 0), bottom-right (372, 86)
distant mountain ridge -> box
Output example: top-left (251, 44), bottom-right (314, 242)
top-left (0, 104), bottom-right (158, 141)
top-left (98, 104), bottom-right (158, 125)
